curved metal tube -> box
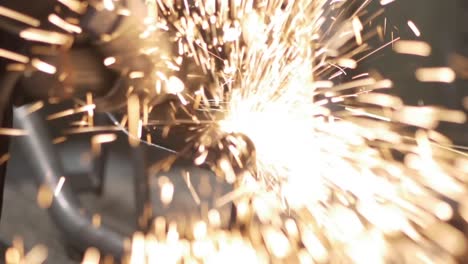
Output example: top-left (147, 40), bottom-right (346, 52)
top-left (13, 107), bottom-right (125, 258)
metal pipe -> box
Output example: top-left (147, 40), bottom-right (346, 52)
top-left (13, 106), bottom-right (125, 258)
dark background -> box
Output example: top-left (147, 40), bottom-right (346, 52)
top-left (359, 0), bottom-right (468, 145)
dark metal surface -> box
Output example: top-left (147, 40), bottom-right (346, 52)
top-left (0, 127), bottom-right (137, 263)
top-left (14, 107), bottom-right (125, 259)
top-left (132, 146), bottom-right (151, 230)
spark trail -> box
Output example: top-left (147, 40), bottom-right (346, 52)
top-left (140, 0), bottom-right (468, 263)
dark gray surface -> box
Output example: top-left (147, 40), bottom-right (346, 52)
top-left (0, 135), bottom-right (137, 263)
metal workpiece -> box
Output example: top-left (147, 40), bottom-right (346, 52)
top-left (131, 145), bottom-right (151, 230)
top-left (13, 107), bottom-right (125, 259)
top-left (54, 135), bottom-right (108, 195)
